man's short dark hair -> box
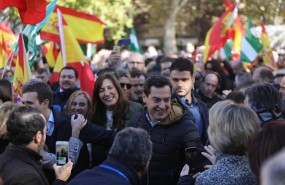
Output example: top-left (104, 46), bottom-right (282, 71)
top-left (59, 66), bottom-right (78, 78)
top-left (244, 83), bottom-right (283, 113)
top-left (170, 57), bottom-right (194, 75)
top-left (6, 106), bottom-right (45, 145)
top-left (130, 68), bottom-right (147, 79)
top-left (109, 127), bottom-right (152, 172)
top-left (36, 68), bottom-right (49, 75)
top-left (97, 67), bottom-right (119, 79)
top-left (160, 56), bottom-right (174, 64)
top-left (143, 75), bottom-right (172, 96)
top-left (22, 80), bottom-right (53, 108)
top-left (254, 67), bottom-right (274, 82)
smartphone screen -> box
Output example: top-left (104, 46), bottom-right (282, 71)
top-left (185, 147), bottom-right (201, 174)
top-left (113, 46), bottom-right (120, 53)
top-left (56, 141), bottom-right (69, 166)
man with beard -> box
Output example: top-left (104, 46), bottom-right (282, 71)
top-left (128, 75), bottom-right (203, 185)
top-left (170, 58), bottom-right (209, 145)
top-left (0, 106), bottom-right (73, 185)
top-left (53, 66), bottom-right (79, 112)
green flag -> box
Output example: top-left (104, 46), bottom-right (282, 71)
top-left (240, 19), bottom-right (263, 62)
top-left (22, 0), bottom-right (58, 66)
top-left (219, 39), bottom-right (233, 61)
top-left (129, 28), bottom-right (142, 54)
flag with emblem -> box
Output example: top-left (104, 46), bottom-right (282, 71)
top-left (13, 33), bottom-right (32, 99)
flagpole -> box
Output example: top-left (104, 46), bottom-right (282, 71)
top-left (57, 9), bottom-right (67, 67)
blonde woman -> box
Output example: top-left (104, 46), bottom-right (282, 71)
top-left (179, 100), bottom-right (260, 185)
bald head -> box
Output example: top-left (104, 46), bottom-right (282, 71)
top-left (200, 73), bottom-right (219, 98)
top-left (128, 52), bottom-right (145, 72)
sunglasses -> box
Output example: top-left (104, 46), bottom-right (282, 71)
top-left (120, 83), bottom-right (132, 89)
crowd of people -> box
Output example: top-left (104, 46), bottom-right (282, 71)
top-left (1, 46), bottom-right (285, 185)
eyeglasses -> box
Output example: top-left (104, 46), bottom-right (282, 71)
top-left (120, 83), bottom-right (132, 89)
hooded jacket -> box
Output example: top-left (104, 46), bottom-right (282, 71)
top-left (128, 100), bottom-right (203, 185)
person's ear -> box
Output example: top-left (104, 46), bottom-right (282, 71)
top-left (42, 99), bottom-right (50, 108)
top-left (142, 93), bottom-right (147, 104)
top-left (34, 131), bottom-right (42, 144)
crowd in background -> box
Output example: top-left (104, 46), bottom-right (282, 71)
top-left (1, 44), bottom-right (285, 185)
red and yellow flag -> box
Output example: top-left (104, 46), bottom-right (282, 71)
top-left (260, 17), bottom-right (276, 70)
top-left (224, 0), bottom-right (244, 60)
top-left (42, 42), bottom-right (59, 67)
top-left (0, 22), bottom-right (16, 68)
top-left (13, 33), bottom-right (31, 97)
top-left (40, 6), bottom-right (105, 44)
top-left (0, 0), bottom-right (47, 24)
top-left (50, 12), bottom-right (95, 97)
top-left (203, 1), bottom-right (236, 63)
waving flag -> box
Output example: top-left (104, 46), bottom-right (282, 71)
top-left (203, 1), bottom-right (236, 63)
top-left (0, 22), bottom-right (16, 68)
top-left (0, 0), bottom-right (47, 25)
top-left (129, 28), bottom-right (142, 54)
top-left (42, 41), bottom-right (59, 67)
top-left (13, 33), bottom-right (31, 97)
top-left (223, 0), bottom-right (244, 60)
top-left (260, 17), bottom-right (276, 70)
top-left (50, 10), bottom-right (95, 96)
top-left (40, 6), bottom-right (105, 44)
top-left (240, 19), bottom-right (263, 62)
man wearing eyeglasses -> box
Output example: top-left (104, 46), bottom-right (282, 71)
top-left (53, 66), bottom-right (79, 112)
top-left (127, 52), bottom-right (145, 72)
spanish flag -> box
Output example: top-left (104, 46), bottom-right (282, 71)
top-left (40, 5), bottom-right (105, 44)
top-left (0, 0), bottom-right (47, 25)
top-left (203, 1), bottom-right (236, 63)
top-left (42, 42), bottom-right (59, 67)
top-left (260, 17), bottom-right (276, 70)
top-left (50, 10), bottom-right (95, 97)
top-left (0, 22), bottom-right (16, 68)
top-left (13, 33), bottom-right (32, 97)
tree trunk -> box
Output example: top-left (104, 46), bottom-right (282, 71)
top-left (164, 16), bottom-right (177, 55)
top-left (163, 0), bottom-right (189, 56)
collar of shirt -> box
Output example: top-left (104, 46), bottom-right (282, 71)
top-left (180, 95), bottom-right (198, 106)
top-left (46, 111), bottom-right (55, 136)
top-left (145, 111), bottom-right (160, 128)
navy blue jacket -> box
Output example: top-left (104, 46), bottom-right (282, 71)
top-left (68, 155), bottom-right (142, 185)
top-left (128, 105), bottom-right (203, 185)
top-left (52, 87), bottom-right (79, 112)
top-left (45, 108), bottom-right (115, 181)
top-left (172, 93), bottom-right (209, 145)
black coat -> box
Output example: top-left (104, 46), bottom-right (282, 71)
top-left (68, 155), bottom-right (142, 185)
top-left (172, 93), bottom-right (209, 145)
top-left (0, 145), bottom-right (65, 185)
top-left (45, 108), bottom-right (115, 181)
top-left (128, 107), bottom-right (203, 185)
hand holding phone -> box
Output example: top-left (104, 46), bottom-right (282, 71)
top-left (185, 146), bottom-right (202, 175)
top-left (56, 141), bottom-right (69, 166)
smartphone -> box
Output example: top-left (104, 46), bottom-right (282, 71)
top-left (113, 45), bottom-right (120, 53)
top-left (56, 141), bottom-right (69, 166)
top-left (185, 146), bottom-right (201, 174)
